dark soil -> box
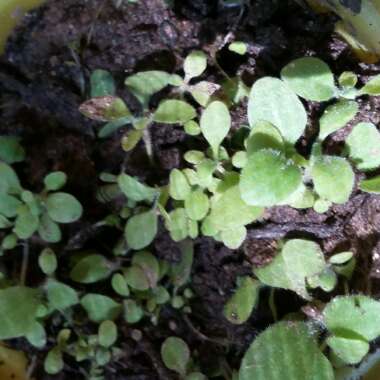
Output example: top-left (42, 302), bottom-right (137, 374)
top-left (1, 0), bottom-right (380, 379)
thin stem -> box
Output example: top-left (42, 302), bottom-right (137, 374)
top-left (269, 288), bottom-right (278, 322)
top-left (20, 240), bottom-right (29, 286)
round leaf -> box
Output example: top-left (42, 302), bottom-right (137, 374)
top-left (0, 136), bottom-right (25, 164)
top-left (46, 193), bottom-right (83, 224)
top-left (98, 320), bottom-right (118, 348)
top-left (43, 172), bottom-right (67, 191)
top-left (161, 337), bottom-right (190, 375)
top-left (46, 280), bottom-right (79, 311)
top-left (169, 169), bottom-right (191, 201)
top-left (221, 225), bottom-right (247, 249)
top-left (184, 50), bottom-right (207, 80)
top-left (38, 213), bottom-right (62, 243)
top-left (70, 254), bottom-right (111, 284)
top-left (38, 248), bottom-right (57, 275)
top-left (81, 294), bottom-right (121, 323)
top-left (125, 211), bottom-right (158, 250)
top-left (184, 189), bottom-right (210, 221)
top-left (154, 100), bottom-right (196, 124)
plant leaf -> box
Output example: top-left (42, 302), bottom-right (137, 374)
top-left (360, 74), bottom-right (380, 95)
top-left (90, 69), bottom-right (116, 98)
top-left (70, 254), bottom-right (111, 284)
top-left (184, 50), bottom-right (207, 80)
top-left (254, 239), bottom-right (327, 299)
top-left (0, 136), bottom-right (25, 164)
top-left (281, 57), bottom-right (336, 101)
top-left (14, 205), bottom-right (39, 239)
top-left (360, 175), bottom-right (380, 193)
top-left (118, 173), bottom-right (158, 203)
top-left (169, 169), bottom-right (191, 201)
top-left (38, 248), bottom-right (57, 275)
top-left (81, 294), bottom-right (121, 323)
top-left (125, 211), bottom-right (158, 250)
top-left (46, 279), bottom-right (79, 310)
top-left (221, 225), bottom-right (247, 249)
top-left (161, 337), bottom-right (190, 376)
top-left (0, 162), bottom-right (22, 194)
top-left (44, 347), bottom-right (64, 375)
top-left (327, 336), bottom-right (369, 365)
top-left (46, 193), bottom-right (83, 224)
top-left (131, 251), bottom-right (160, 289)
top-left (246, 120), bottom-right (284, 155)
top-left (170, 240), bottom-right (194, 287)
top-left (184, 189), bottom-right (210, 221)
top-left (248, 77), bottom-right (307, 143)
top-left (98, 320), bottom-right (118, 348)
top-left (38, 213), bottom-right (62, 243)
top-left (44, 172), bottom-right (67, 191)
top-left (154, 100), bottom-right (196, 124)
top-left (0, 193), bottom-right (22, 218)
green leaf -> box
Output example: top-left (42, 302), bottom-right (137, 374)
top-left (184, 120), bottom-right (201, 136)
top-left (121, 128), bottom-right (143, 151)
top-left (0, 215), bottom-right (12, 229)
top-left (224, 277), bottom-right (260, 324)
top-left (311, 156), bottom-right (354, 204)
top-left (46, 279), bottom-right (79, 310)
top-left (44, 172), bottom-right (67, 191)
top-left (46, 193), bottom-right (83, 224)
top-left (200, 101), bottom-right (231, 157)
top-left (111, 273), bottom-right (130, 296)
top-left (184, 150), bottom-right (205, 165)
top-left (184, 50), bottom-right (207, 80)
top-left (221, 225), bottom-right (247, 249)
top-left (360, 175), bottom-right (380, 193)
top-left (324, 296), bottom-right (380, 341)
top-left (154, 100), bottom-right (196, 124)
top-left (161, 337), bottom-right (190, 376)
top-left (184, 189), bottom-right (210, 221)
top-left (329, 251), bottom-right (353, 265)
top-left (346, 122), bottom-right (380, 171)
top-left (44, 347), bottom-right (64, 375)
top-left (359, 74), bottom-right (380, 95)
top-left (281, 57), bottom-right (336, 101)
top-left (98, 116), bottom-right (132, 138)
top-left (13, 205), bottom-right (39, 239)
top-left (319, 100), bottom-right (358, 140)
top-left (125, 210), bottom-right (157, 250)
top-left (125, 71), bottom-right (182, 107)
top-left (0, 162), bottom-right (22, 194)
top-left (339, 71), bottom-right (358, 88)
top-left (124, 265), bottom-right (150, 291)
top-left (169, 169), bottom-right (191, 201)
top-left (117, 173), bottom-right (158, 203)
top-left (239, 321), bottom-right (334, 380)
top-left (0, 286), bottom-right (40, 339)
top-left (228, 41), bottom-right (247, 55)
top-left (123, 299), bottom-right (144, 324)
top-left (38, 248), bottom-right (57, 275)
top-left (254, 239), bottom-right (326, 299)
top-left (170, 240), bottom-right (194, 287)
top-left (240, 149), bottom-right (302, 207)
top-left (208, 185), bottom-right (263, 231)
top-left (0, 136), bottom-right (25, 164)
top-left (327, 336), bottom-right (369, 365)
top-left (98, 320), bottom-right (118, 348)
top-left (90, 69), bottom-right (116, 97)
top-left (132, 251), bottom-right (160, 286)
top-left (81, 294), bottom-right (121, 323)
top-left (0, 193), bottom-right (22, 218)
top-left (189, 81), bottom-right (220, 107)
top-left (232, 151), bottom-right (247, 168)
top-left (38, 212), bottom-right (62, 243)
top-left (186, 373), bottom-right (208, 380)
top-left (248, 77), bottom-right (307, 143)
top-left (166, 208), bottom-right (189, 242)
top-left (70, 254), bottom-right (111, 284)
top-left (26, 321), bottom-right (46, 348)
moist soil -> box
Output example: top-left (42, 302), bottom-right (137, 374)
top-left (1, 0), bottom-right (380, 379)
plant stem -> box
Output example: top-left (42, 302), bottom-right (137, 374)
top-left (20, 240), bottom-right (29, 286)
top-left (269, 288), bottom-right (278, 321)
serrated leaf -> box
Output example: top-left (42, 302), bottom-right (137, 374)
top-left (154, 100), bottom-right (196, 124)
top-left (359, 175), bottom-right (380, 193)
top-left (200, 101), bottom-right (231, 157)
top-left (311, 156), bottom-right (354, 204)
top-left (98, 320), bottom-right (118, 348)
top-left (184, 189), bottom-right (209, 221)
top-left (0, 136), bottom-right (25, 164)
top-left (0, 162), bottom-right (22, 195)
top-left (281, 57), bottom-right (336, 101)
top-left (90, 69), bottom-right (116, 98)
top-left (125, 211), bottom-right (157, 250)
top-left (81, 294), bottom-right (121, 323)
top-left (224, 277), bottom-right (260, 324)
top-left (161, 337), bottom-right (190, 376)
top-left (327, 336), bottom-right (369, 365)
top-left (248, 77), bottom-right (307, 143)
top-left (46, 279), bottom-right (79, 310)
top-left (184, 51), bottom-right (207, 80)
top-left (70, 254), bottom-right (111, 284)
top-left (319, 100), bottom-right (358, 140)
top-left (254, 239), bottom-right (326, 299)
top-left (346, 122), bottom-right (380, 171)
top-left (240, 149), bottom-right (302, 207)
top-left (169, 169), bottom-right (191, 201)
top-left (117, 173), bottom-right (158, 203)
top-left (38, 248), bottom-right (57, 275)
top-left (239, 321), bottom-right (334, 380)
top-left (46, 193), bottom-right (83, 224)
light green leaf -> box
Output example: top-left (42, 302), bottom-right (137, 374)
top-left (124, 265), bottom-right (150, 291)
top-left (311, 156), bottom-right (354, 204)
top-left (81, 294), bottom-right (121, 323)
top-left (121, 128), bottom-right (143, 151)
top-left (360, 74), bottom-right (380, 95)
top-left (44, 347), bottom-right (64, 375)
top-left (0, 193), bottom-right (22, 218)
top-left (70, 254), bottom-right (111, 284)
top-left (200, 101), bottom-right (231, 157)
top-left (184, 51), bottom-right (207, 81)
top-left (161, 337), bottom-right (190, 376)
top-left (90, 69), bottom-right (116, 97)
top-left (0, 215), bottom-right (12, 229)
top-left (123, 299), bottom-right (144, 324)
top-left (0, 136), bottom-right (25, 164)
top-left (38, 213), bottom-right (62, 243)
top-left (221, 225), bottom-right (247, 249)
top-left (184, 120), bottom-right (201, 136)
top-left (240, 149), bottom-right (302, 207)
top-left (125, 71), bottom-right (182, 107)
top-left (117, 173), bottom-right (158, 203)
top-left (38, 248), bottom-right (57, 275)
top-left (339, 71), bottom-right (358, 88)
top-left (224, 277), bottom-right (260, 324)
top-left (169, 169), bottom-right (191, 201)
top-left (26, 322), bottom-right (46, 348)
top-left (98, 320), bottom-right (118, 348)
top-left (346, 122), bottom-right (380, 171)
top-left (46, 279), bottom-right (79, 310)
top-left (360, 175), bottom-right (380, 193)
top-left (132, 251), bottom-right (160, 288)
top-left (329, 251), bottom-right (353, 265)
top-left (254, 239), bottom-right (326, 299)
top-left (239, 321), bottom-right (334, 380)
top-left (281, 57), bottom-right (336, 101)
top-left (43, 172), bottom-right (67, 191)
top-left (327, 336), bottom-right (369, 365)
top-left (125, 210), bottom-right (157, 250)
top-left (208, 185), bottom-right (263, 231)
top-left (232, 151), bottom-right (247, 168)
top-left (154, 100), bottom-right (196, 124)
top-left (166, 208), bottom-right (188, 242)
top-left (0, 286), bottom-right (40, 339)
top-left (14, 205), bottom-right (39, 239)
top-left (248, 77), bottom-right (307, 143)
top-left (184, 150), bottom-right (205, 165)
top-left (0, 162), bottom-right (22, 194)
top-left (184, 189), bottom-right (209, 221)
top-left (228, 41), bottom-right (247, 55)
top-left (189, 81), bottom-right (220, 107)
top-left (46, 193), bottom-right (83, 224)
top-left (319, 100), bottom-right (358, 140)
top-left (111, 273), bottom-right (130, 296)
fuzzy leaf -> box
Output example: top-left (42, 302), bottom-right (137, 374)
top-left (154, 100), bottom-right (196, 124)
top-left (239, 321), bottom-right (334, 380)
top-left (281, 57), bottom-right (336, 101)
top-left (248, 77), bottom-right (307, 143)
top-left (125, 211), bottom-right (157, 250)
top-left (254, 239), bottom-right (326, 299)
top-left (327, 336), bottom-right (369, 365)
top-left (346, 122), bottom-right (380, 171)
top-left (0, 136), bottom-right (25, 164)
top-left (118, 174), bottom-right (158, 203)
top-left (81, 294), bottom-right (121, 323)
top-left (90, 69), bottom-right (116, 97)
top-left (161, 337), bottom-right (190, 376)
top-left (319, 100), bottom-right (358, 140)
top-left (224, 277), bottom-right (260, 324)
top-left (311, 156), bottom-right (354, 204)
top-left (46, 193), bottom-right (83, 224)
top-left (240, 149), bottom-right (302, 207)
top-left (200, 101), bottom-right (231, 157)
top-left (184, 51), bottom-right (207, 80)
top-left (70, 254), bottom-right (111, 284)
top-left (246, 120), bottom-right (284, 155)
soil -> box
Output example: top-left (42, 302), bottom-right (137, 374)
top-left (1, 0), bottom-right (380, 379)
